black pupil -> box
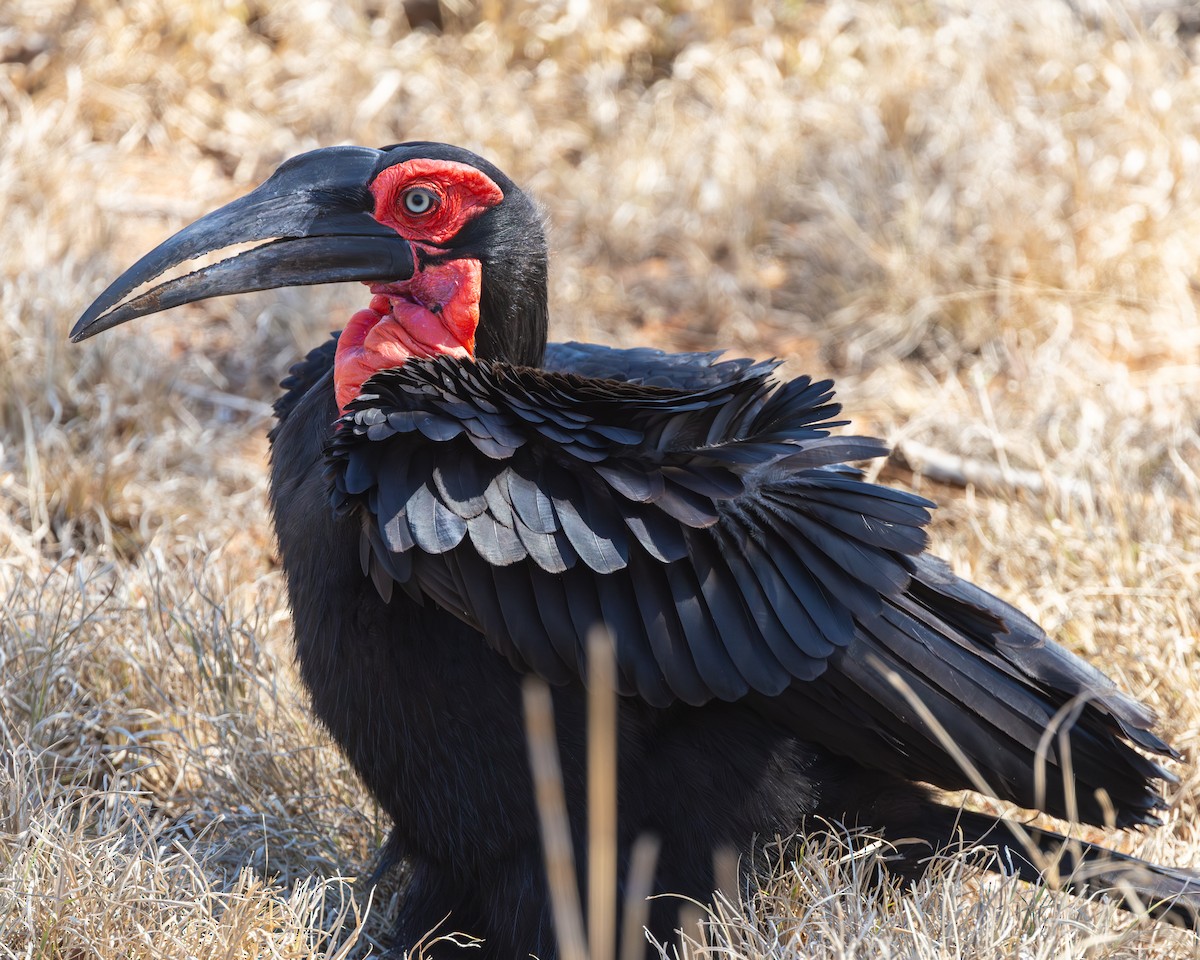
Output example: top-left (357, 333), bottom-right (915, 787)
top-left (407, 190), bottom-right (432, 213)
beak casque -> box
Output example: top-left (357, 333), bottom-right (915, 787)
top-left (71, 146), bottom-right (415, 341)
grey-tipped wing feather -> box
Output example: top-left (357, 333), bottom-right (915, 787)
top-left (327, 349), bottom-right (927, 706)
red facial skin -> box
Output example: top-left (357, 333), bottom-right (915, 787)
top-left (333, 159), bottom-right (504, 412)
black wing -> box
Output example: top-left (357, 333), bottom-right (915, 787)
top-left (326, 345), bottom-right (1175, 825)
top-left (328, 350), bottom-right (929, 700)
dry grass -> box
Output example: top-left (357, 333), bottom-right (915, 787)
top-left (2, 0), bottom-right (1199, 956)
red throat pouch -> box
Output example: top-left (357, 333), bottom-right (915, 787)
top-left (334, 257), bottom-right (481, 412)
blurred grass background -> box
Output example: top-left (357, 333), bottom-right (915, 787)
top-left (2, 0), bottom-right (1199, 956)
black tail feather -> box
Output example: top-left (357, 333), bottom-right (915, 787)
top-left (898, 804), bottom-right (1200, 929)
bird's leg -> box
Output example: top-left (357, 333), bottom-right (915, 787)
top-left (383, 859), bottom-right (476, 959)
top-left (385, 853), bottom-right (557, 960)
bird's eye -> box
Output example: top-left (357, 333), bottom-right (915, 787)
top-left (401, 187), bottom-right (439, 216)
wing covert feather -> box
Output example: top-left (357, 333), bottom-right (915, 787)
top-left (327, 351), bottom-right (930, 706)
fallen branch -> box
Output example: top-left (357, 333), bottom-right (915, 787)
top-left (890, 438), bottom-right (1094, 502)
top-left (174, 382), bottom-right (274, 418)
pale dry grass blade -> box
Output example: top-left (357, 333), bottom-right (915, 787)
top-left (524, 676), bottom-right (590, 960)
top-left (620, 835), bottom-right (661, 960)
top-left (530, 633), bottom-right (664, 960)
top-left (588, 631), bottom-right (619, 960)
top-left (2, 0), bottom-right (1199, 955)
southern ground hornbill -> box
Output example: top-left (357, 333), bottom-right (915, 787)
top-left (74, 143), bottom-right (1198, 955)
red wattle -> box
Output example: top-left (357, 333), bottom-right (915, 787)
top-left (334, 306), bottom-right (388, 411)
top-left (333, 259), bottom-right (483, 413)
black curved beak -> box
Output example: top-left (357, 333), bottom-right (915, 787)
top-left (71, 145), bottom-right (415, 342)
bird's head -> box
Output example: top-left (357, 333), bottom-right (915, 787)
top-left (71, 142), bottom-right (548, 410)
